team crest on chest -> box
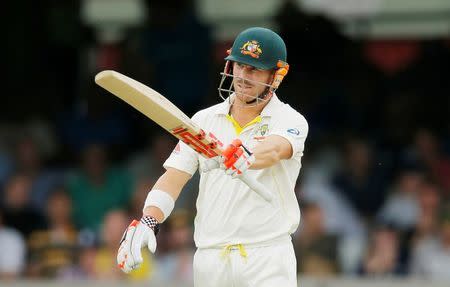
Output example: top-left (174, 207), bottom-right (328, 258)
top-left (241, 40), bottom-right (263, 58)
top-left (253, 124), bottom-right (269, 141)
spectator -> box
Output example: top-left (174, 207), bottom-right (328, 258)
top-left (27, 187), bottom-right (78, 278)
top-left (332, 137), bottom-right (389, 218)
top-left (409, 203), bottom-right (450, 280)
top-left (409, 180), bottom-right (442, 244)
top-left (0, 210), bottom-right (26, 280)
top-left (156, 209), bottom-right (194, 283)
top-left (300, 156), bottom-right (367, 275)
top-left (377, 167), bottom-right (424, 230)
top-left (294, 202), bottom-right (339, 276)
top-left (68, 144), bottom-right (133, 232)
top-left (127, 134), bottom-right (177, 181)
top-left (360, 224), bottom-right (405, 276)
top-left (128, 177), bottom-right (157, 220)
top-left (57, 247), bottom-right (97, 280)
top-left (1, 173), bottom-right (46, 239)
top-left (13, 135), bottom-right (66, 212)
top-left (94, 209), bottom-right (154, 281)
top-left (412, 129), bottom-right (450, 196)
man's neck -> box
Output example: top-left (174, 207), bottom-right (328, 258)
top-left (229, 96), bottom-right (271, 127)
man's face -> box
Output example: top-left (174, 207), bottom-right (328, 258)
top-left (232, 62), bottom-right (273, 103)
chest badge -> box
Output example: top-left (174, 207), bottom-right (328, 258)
top-left (253, 124), bottom-right (269, 141)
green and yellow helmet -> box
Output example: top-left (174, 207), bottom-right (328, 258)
top-left (218, 27), bottom-right (289, 103)
top-left (225, 27), bottom-right (287, 71)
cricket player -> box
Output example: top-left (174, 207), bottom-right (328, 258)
top-left (117, 27), bottom-right (308, 286)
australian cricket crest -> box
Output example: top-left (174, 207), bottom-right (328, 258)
top-left (253, 124), bottom-right (269, 141)
top-left (241, 40), bottom-right (263, 58)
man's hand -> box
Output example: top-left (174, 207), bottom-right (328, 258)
top-left (117, 217), bottom-right (158, 273)
top-left (202, 139), bottom-right (255, 178)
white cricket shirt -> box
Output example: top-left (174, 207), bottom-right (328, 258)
top-left (163, 94), bottom-right (308, 248)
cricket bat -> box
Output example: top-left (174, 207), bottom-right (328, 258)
top-left (95, 70), bottom-right (273, 202)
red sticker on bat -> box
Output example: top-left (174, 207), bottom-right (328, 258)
top-left (172, 127), bottom-right (218, 158)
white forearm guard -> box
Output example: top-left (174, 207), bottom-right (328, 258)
top-left (143, 189), bottom-right (175, 222)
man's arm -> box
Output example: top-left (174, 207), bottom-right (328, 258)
top-left (250, 135), bottom-right (292, 169)
top-left (117, 167), bottom-right (192, 273)
top-left (143, 167), bottom-right (192, 222)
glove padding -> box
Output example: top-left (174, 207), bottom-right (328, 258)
top-left (117, 219), bottom-right (156, 273)
top-left (202, 139), bottom-right (255, 178)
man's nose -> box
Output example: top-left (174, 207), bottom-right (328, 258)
top-left (237, 67), bottom-right (251, 80)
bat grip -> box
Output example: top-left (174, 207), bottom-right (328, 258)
top-left (239, 174), bottom-right (273, 202)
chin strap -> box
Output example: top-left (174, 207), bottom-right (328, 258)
top-left (247, 87), bottom-right (271, 105)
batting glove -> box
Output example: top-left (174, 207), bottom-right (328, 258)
top-left (117, 216), bottom-right (159, 273)
top-left (202, 139), bottom-right (255, 178)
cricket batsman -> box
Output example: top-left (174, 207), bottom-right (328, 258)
top-left (117, 27), bottom-right (308, 286)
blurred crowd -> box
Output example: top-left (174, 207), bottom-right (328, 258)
top-left (2, 0), bottom-right (450, 283)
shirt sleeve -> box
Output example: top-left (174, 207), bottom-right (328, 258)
top-left (163, 140), bottom-right (199, 175)
top-left (162, 112), bottom-right (202, 175)
top-left (270, 107), bottom-right (309, 163)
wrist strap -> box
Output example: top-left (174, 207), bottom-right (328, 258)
top-left (143, 189), bottom-right (175, 222)
top-left (141, 216), bottom-right (160, 236)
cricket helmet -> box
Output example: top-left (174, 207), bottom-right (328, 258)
top-left (225, 27), bottom-right (287, 70)
top-left (218, 27), bottom-right (290, 106)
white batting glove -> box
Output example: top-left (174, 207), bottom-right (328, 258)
top-left (117, 217), bottom-right (159, 273)
top-left (201, 156), bottom-right (224, 173)
top-left (226, 146), bottom-right (255, 178)
top-left (201, 139), bottom-right (255, 178)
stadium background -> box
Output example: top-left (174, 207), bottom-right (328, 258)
top-left (2, 0), bottom-right (450, 285)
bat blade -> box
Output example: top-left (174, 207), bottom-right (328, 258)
top-left (95, 71), bottom-right (190, 132)
top-left (95, 70), bottom-right (221, 158)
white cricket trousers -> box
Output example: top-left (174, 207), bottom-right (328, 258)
top-left (193, 237), bottom-right (297, 287)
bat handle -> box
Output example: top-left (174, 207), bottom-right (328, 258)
top-left (239, 174), bottom-right (274, 202)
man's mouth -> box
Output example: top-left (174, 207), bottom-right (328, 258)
top-left (237, 83), bottom-right (253, 90)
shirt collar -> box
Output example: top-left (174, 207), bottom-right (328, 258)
top-left (215, 97), bottom-right (232, 115)
top-left (260, 94), bottom-right (282, 117)
top-left (214, 93), bottom-right (282, 118)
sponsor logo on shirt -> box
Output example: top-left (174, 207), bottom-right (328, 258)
top-left (287, 128), bottom-right (300, 136)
